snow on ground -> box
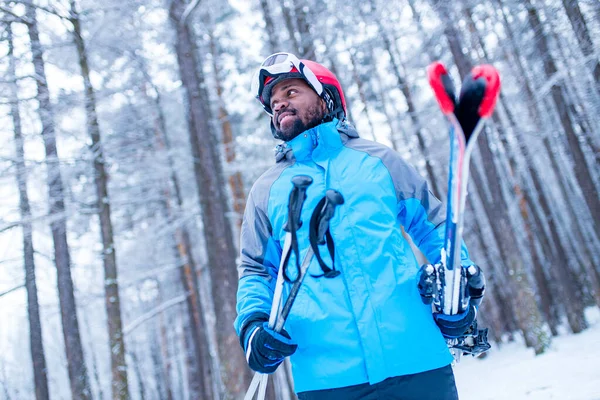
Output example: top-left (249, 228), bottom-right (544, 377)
top-left (454, 307), bottom-right (600, 400)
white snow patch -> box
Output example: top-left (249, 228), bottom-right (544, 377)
top-left (454, 307), bottom-right (600, 400)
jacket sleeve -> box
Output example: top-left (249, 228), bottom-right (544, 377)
top-left (395, 158), bottom-right (472, 266)
top-left (233, 186), bottom-right (282, 345)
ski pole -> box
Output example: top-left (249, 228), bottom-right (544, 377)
top-left (275, 189), bottom-right (344, 330)
top-left (244, 175), bottom-right (312, 400)
top-left (427, 62), bottom-right (500, 315)
top-left (245, 189), bottom-right (344, 400)
top-left (268, 175), bottom-right (313, 327)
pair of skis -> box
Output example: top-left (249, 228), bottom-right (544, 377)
top-left (245, 176), bottom-right (344, 400)
top-left (427, 62), bottom-right (500, 358)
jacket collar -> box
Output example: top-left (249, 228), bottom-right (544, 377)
top-left (274, 119), bottom-right (359, 162)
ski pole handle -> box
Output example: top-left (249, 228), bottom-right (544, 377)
top-left (314, 190), bottom-right (345, 244)
top-left (284, 175), bottom-right (313, 231)
top-left (427, 61), bottom-right (457, 115)
top-left (277, 190), bottom-right (344, 328)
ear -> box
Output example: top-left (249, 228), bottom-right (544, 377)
top-left (319, 97), bottom-right (327, 113)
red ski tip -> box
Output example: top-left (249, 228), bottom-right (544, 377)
top-left (471, 65), bottom-right (501, 118)
top-left (427, 62), bottom-right (456, 115)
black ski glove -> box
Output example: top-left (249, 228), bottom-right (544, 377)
top-left (241, 313), bottom-right (297, 374)
top-left (417, 264), bottom-right (486, 308)
top-left (464, 264), bottom-right (485, 308)
top-left (434, 305), bottom-right (477, 339)
top-left (417, 264), bottom-right (486, 338)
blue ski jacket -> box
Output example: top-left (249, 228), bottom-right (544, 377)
top-left (234, 119), bottom-right (472, 393)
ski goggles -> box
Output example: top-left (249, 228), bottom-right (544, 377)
top-left (251, 52), bottom-right (323, 114)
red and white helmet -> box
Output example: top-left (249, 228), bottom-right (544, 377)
top-left (251, 52), bottom-right (347, 121)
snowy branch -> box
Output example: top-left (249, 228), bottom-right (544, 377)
top-left (0, 5), bottom-right (32, 25)
top-left (0, 212), bottom-right (69, 233)
top-left (7, 1), bottom-right (70, 21)
top-left (0, 285), bottom-right (24, 299)
top-left (179, 0), bottom-right (201, 26)
top-left (123, 294), bottom-right (188, 335)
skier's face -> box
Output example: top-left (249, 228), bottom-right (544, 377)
top-left (270, 78), bottom-right (326, 141)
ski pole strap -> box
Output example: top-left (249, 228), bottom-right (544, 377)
top-left (283, 175), bottom-right (313, 283)
top-left (309, 190), bottom-right (344, 279)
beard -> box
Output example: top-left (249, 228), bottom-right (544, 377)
top-left (274, 103), bottom-right (326, 141)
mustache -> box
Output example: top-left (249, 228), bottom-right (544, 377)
top-left (276, 109), bottom-right (296, 123)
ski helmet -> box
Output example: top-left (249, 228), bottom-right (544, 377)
top-left (251, 52), bottom-right (347, 121)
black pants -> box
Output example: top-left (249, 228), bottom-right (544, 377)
top-left (297, 365), bottom-right (459, 400)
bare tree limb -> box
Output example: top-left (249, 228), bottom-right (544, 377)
top-left (180, 0), bottom-right (201, 26)
top-left (0, 285), bottom-right (25, 298)
top-left (5, 1), bottom-right (69, 20)
top-left (0, 211), bottom-right (69, 233)
top-left (123, 294), bottom-right (188, 335)
top-left (0, 5), bottom-right (32, 25)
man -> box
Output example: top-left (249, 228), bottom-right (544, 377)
top-left (234, 52), bottom-right (484, 400)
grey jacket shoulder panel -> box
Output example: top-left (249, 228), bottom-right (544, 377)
top-left (343, 137), bottom-right (445, 226)
top-left (336, 119), bottom-right (360, 138)
top-left (238, 160), bottom-right (292, 279)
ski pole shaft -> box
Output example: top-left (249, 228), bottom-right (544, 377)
top-left (244, 374), bottom-right (261, 400)
top-left (269, 175), bottom-right (313, 328)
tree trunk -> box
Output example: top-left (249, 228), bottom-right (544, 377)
top-left (368, 51), bottom-right (403, 152)
top-left (128, 351), bottom-right (146, 400)
top-left (206, 16), bottom-right (247, 233)
top-left (83, 314), bottom-right (105, 400)
top-left (280, 2), bottom-right (301, 55)
top-left (349, 50), bottom-right (380, 142)
top-left (176, 230), bottom-right (213, 399)
top-left (150, 329), bottom-right (167, 399)
top-left (7, 21), bottom-right (50, 400)
top-left (469, 212), bottom-right (507, 342)
top-left (462, 2), bottom-right (587, 334)
top-left (524, 0), bottom-right (600, 227)
top-left (158, 305), bottom-right (175, 400)
top-left (163, 132), bottom-right (214, 400)
top-left (374, 16), bottom-right (441, 198)
top-left (468, 181), bottom-right (524, 340)
top-left (25, 2), bottom-right (92, 397)
top-left (168, 2), bottom-right (252, 398)
top-left (543, 2), bottom-right (600, 169)
top-left (494, 0), bottom-right (600, 278)
top-left (291, 0), bottom-right (316, 59)
top-left (561, 0), bottom-right (600, 85)
top-left (69, 2), bottom-right (129, 397)
top-left (258, 0), bottom-right (279, 53)
top-left (143, 66), bottom-right (215, 399)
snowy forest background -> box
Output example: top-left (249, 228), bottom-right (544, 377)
top-left (0, 0), bottom-right (599, 399)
